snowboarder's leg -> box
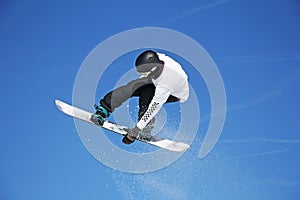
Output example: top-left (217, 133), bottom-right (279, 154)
top-left (96, 77), bottom-right (180, 144)
top-left (136, 84), bottom-right (156, 120)
top-left (99, 77), bottom-right (152, 112)
top-left (94, 77), bottom-right (152, 126)
top-left (122, 85), bottom-right (180, 144)
top-left (122, 84), bottom-right (156, 144)
top-left (166, 95), bottom-right (180, 103)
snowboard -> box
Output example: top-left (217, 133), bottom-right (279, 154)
top-left (55, 99), bottom-right (190, 152)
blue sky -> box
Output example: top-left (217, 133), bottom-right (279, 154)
top-left (1, 0), bottom-right (300, 199)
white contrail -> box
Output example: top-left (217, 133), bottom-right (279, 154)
top-left (199, 89), bottom-right (281, 122)
top-left (224, 149), bottom-right (288, 161)
top-left (219, 137), bottom-right (300, 144)
top-left (216, 52), bottom-right (300, 65)
top-left (156, 0), bottom-right (232, 25)
top-left (200, 68), bottom-right (300, 122)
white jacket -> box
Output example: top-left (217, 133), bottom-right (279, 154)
top-left (137, 53), bottom-right (189, 130)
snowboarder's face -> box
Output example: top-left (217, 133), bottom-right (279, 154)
top-left (139, 66), bottom-right (157, 77)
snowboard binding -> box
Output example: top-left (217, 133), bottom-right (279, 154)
top-left (91, 105), bottom-right (110, 126)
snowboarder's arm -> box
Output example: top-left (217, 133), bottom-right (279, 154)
top-left (136, 85), bottom-right (171, 130)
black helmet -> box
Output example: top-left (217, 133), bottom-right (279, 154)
top-left (135, 50), bottom-right (164, 73)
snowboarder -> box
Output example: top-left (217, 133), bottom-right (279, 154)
top-left (92, 50), bottom-right (189, 144)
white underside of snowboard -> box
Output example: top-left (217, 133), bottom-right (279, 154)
top-left (55, 99), bottom-right (190, 152)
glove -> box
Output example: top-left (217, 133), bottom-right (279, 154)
top-left (126, 126), bottom-right (142, 138)
top-left (91, 105), bottom-right (110, 126)
top-left (122, 126), bottom-right (142, 144)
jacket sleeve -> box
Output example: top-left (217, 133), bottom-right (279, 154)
top-left (136, 84), bottom-right (171, 130)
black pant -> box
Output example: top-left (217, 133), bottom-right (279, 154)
top-left (100, 77), bottom-right (179, 120)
